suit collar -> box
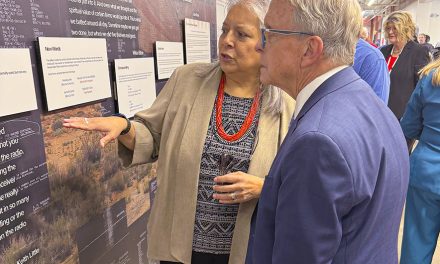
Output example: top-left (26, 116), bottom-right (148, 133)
top-left (399, 40), bottom-right (416, 57)
top-left (290, 67), bottom-right (360, 131)
top-left (294, 65), bottom-right (348, 119)
top-left (382, 44), bottom-right (393, 56)
top-left (382, 40), bottom-right (416, 57)
top-left (385, 41), bottom-right (417, 76)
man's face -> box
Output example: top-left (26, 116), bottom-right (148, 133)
top-left (418, 34), bottom-right (426, 44)
top-left (257, 0), bottom-right (306, 93)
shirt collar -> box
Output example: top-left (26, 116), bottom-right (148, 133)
top-left (294, 65), bottom-right (348, 119)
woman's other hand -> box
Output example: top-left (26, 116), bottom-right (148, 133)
top-left (63, 116), bottom-right (128, 147)
top-left (212, 172), bottom-right (264, 204)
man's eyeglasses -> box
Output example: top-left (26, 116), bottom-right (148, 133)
top-left (261, 28), bottom-right (314, 49)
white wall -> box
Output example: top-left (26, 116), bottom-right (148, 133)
top-left (427, 0), bottom-right (440, 46)
top-left (402, 0), bottom-right (440, 46)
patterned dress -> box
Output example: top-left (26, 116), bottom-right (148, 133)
top-left (192, 92), bottom-right (261, 254)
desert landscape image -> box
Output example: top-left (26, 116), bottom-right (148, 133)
top-left (1, 102), bottom-right (156, 264)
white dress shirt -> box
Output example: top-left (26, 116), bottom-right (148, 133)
top-left (294, 66), bottom-right (348, 119)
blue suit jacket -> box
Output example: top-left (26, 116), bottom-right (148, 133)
top-left (249, 68), bottom-right (409, 264)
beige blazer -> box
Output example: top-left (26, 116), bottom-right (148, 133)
top-left (119, 63), bottom-right (294, 264)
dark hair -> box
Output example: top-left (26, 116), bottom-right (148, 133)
top-left (434, 50), bottom-right (439, 60)
top-left (426, 34), bottom-right (431, 43)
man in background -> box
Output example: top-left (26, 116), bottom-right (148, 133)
top-left (354, 37), bottom-right (390, 103)
top-left (418, 33), bottom-right (435, 54)
top-left (418, 33), bottom-right (433, 47)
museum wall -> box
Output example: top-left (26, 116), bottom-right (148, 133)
top-left (0, 0), bottom-right (218, 263)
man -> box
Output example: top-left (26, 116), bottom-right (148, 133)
top-left (418, 33), bottom-right (435, 53)
top-left (354, 38), bottom-right (390, 103)
top-left (249, 0), bottom-right (409, 263)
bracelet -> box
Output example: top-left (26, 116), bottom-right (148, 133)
top-left (112, 113), bottom-right (131, 135)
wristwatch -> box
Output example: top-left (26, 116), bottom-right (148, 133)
top-left (112, 113), bottom-right (131, 135)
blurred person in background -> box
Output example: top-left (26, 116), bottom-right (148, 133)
top-left (354, 37), bottom-right (390, 103)
top-left (400, 57), bottom-right (440, 264)
top-left (418, 33), bottom-right (436, 55)
top-left (380, 11), bottom-right (430, 119)
top-left (434, 42), bottom-right (440, 59)
top-left (360, 26), bottom-right (377, 48)
top-left (434, 46), bottom-right (440, 60)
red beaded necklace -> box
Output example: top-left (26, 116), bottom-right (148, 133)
top-left (215, 73), bottom-right (261, 142)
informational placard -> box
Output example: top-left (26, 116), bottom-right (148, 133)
top-left (37, 37), bottom-right (112, 111)
top-left (114, 58), bottom-right (156, 118)
top-left (155, 41), bottom-right (184, 80)
top-left (0, 49), bottom-right (38, 117)
top-left (184, 18), bottom-right (211, 64)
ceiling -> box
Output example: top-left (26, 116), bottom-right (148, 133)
top-left (358, 0), bottom-right (400, 18)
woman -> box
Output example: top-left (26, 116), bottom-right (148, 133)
top-left (400, 58), bottom-right (440, 263)
top-left (63, 1), bottom-right (294, 263)
top-left (380, 11), bottom-right (430, 119)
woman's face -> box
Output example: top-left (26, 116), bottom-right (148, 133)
top-left (218, 4), bottom-right (261, 77)
top-left (385, 23), bottom-right (400, 44)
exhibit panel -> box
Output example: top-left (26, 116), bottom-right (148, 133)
top-left (155, 41), bottom-right (184, 80)
top-left (37, 37), bottom-right (112, 111)
top-left (0, 0), bottom-right (216, 263)
top-left (0, 48), bottom-right (38, 117)
top-left (184, 18), bottom-right (211, 64)
top-left (114, 57), bottom-right (156, 118)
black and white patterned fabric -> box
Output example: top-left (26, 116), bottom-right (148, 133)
top-left (192, 92), bottom-right (261, 254)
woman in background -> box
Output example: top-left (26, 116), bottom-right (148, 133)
top-left (63, 0), bottom-right (294, 263)
top-left (400, 57), bottom-right (440, 263)
top-left (380, 11), bottom-right (430, 119)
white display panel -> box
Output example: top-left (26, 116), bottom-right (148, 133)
top-left (155, 41), bottom-right (184, 80)
top-left (0, 48), bottom-right (38, 117)
top-left (184, 18), bottom-right (211, 64)
top-left (37, 37), bottom-right (112, 111)
top-left (114, 58), bottom-right (156, 118)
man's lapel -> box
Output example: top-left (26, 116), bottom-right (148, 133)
top-left (289, 67), bottom-right (361, 135)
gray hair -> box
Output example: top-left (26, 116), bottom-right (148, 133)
top-left (226, 0), bottom-right (268, 26)
top-left (222, 0), bottom-right (284, 114)
top-left (288, 0), bottom-right (363, 65)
